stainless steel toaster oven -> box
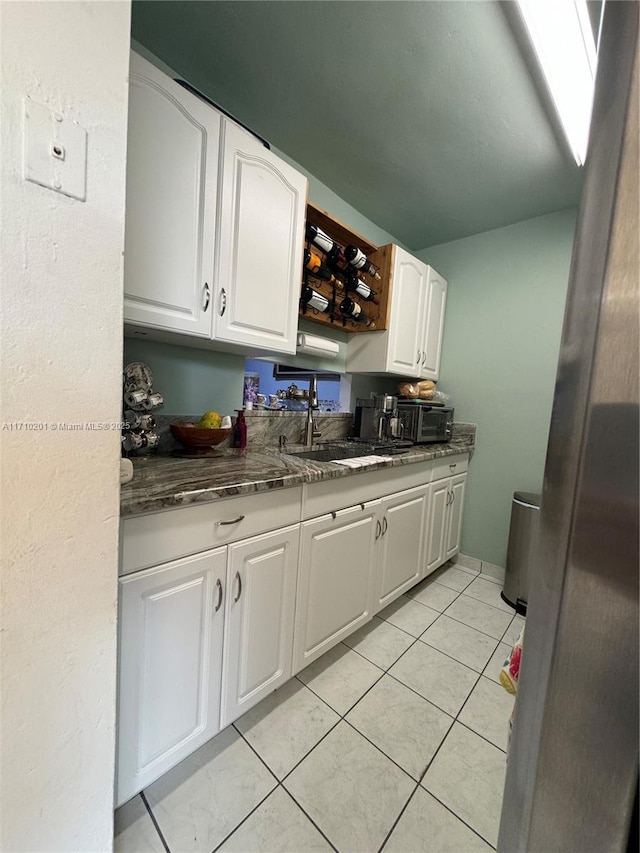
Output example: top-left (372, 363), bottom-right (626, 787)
top-left (396, 403), bottom-right (453, 444)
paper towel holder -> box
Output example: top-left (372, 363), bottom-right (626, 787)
top-left (296, 332), bottom-right (339, 359)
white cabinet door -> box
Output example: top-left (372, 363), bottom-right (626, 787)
top-left (425, 478), bottom-right (450, 576)
top-left (445, 473), bottom-right (467, 560)
top-left (221, 524), bottom-right (299, 727)
top-left (215, 119), bottom-right (307, 354)
top-left (420, 268), bottom-right (448, 380)
top-left (375, 485), bottom-right (428, 612)
top-left (124, 53), bottom-right (219, 337)
top-left (293, 502), bottom-right (379, 673)
top-left (116, 547), bottom-right (227, 806)
top-left (386, 247), bottom-right (428, 375)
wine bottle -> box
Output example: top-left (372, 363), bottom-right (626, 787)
top-left (345, 273), bottom-right (378, 304)
top-left (305, 223), bottom-right (341, 262)
top-left (301, 284), bottom-right (332, 314)
top-left (304, 249), bottom-right (343, 289)
top-left (344, 245), bottom-right (381, 280)
top-left (339, 297), bottom-right (374, 326)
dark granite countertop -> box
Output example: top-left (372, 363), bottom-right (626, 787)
top-left (120, 434), bottom-right (475, 517)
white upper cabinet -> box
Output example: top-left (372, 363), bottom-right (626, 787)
top-left (124, 52), bottom-right (219, 337)
top-left (123, 52), bottom-right (307, 355)
top-left (420, 267), bottom-right (448, 380)
top-left (214, 120), bottom-right (307, 354)
top-left (386, 247), bottom-right (427, 375)
top-left (346, 245), bottom-right (447, 380)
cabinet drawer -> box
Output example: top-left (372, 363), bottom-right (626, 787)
top-left (431, 454), bottom-right (469, 482)
top-left (121, 486), bottom-right (302, 575)
top-left (302, 462), bottom-right (433, 520)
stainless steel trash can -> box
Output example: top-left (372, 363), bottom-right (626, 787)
top-left (502, 491), bottom-right (541, 615)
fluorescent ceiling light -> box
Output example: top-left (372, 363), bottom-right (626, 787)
top-left (517, 0), bottom-right (599, 166)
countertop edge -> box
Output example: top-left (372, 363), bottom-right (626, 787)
top-left (120, 443), bottom-right (474, 518)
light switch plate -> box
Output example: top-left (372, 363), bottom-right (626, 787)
top-left (23, 98), bottom-right (87, 201)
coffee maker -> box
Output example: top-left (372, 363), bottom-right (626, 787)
top-left (353, 395), bottom-right (402, 443)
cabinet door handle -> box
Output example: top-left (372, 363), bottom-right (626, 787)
top-left (446, 490), bottom-right (452, 505)
top-left (214, 578), bottom-right (223, 612)
top-left (202, 282), bottom-right (211, 312)
top-left (422, 352), bottom-right (427, 366)
top-left (449, 463), bottom-right (457, 471)
top-left (233, 571), bottom-right (242, 602)
top-left (382, 516), bottom-right (388, 535)
top-left (375, 519), bottom-right (382, 540)
top-left (416, 349), bottom-right (421, 363)
top-left (450, 490), bottom-right (456, 504)
top-left (215, 515), bottom-right (245, 527)
top-left (219, 287), bottom-right (227, 317)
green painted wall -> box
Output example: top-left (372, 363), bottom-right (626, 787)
top-left (418, 208), bottom-right (577, 567)
top-left (123, 338), bottom-right (245, 418)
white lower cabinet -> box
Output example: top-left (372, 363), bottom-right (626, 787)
top-left (116, 524), bottom-right (299, 805)
top-left (221, 524), bottom-right (299, 727)
top-left (375, 485), bottom-right (429, 612)
top-left (445, 473), bottom-right (467, 560)
top-left (116, 547), bottom-right (227, 806)
top-left (425, 472), bottom-right (467, 575)
top-left (117, 453), bottom-right (470, 804)
top-left (293, 501), bottom-right (380, 673)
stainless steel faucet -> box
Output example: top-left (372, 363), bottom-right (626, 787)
top-left (302, 375), bottom-right (322, 447)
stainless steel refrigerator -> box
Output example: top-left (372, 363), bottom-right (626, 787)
top-left (498, 3), bottom-right (639, 851)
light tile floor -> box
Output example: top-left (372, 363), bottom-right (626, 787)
top-left (115, 561), bottom-right (523, 853)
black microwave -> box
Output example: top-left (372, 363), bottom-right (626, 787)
top-left (396, 403), bottom-right (454, 444)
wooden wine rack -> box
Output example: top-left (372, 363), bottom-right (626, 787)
top-left (300, 201), bottom-right (392, 333)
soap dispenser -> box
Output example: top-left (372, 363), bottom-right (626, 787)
top-left (232, 409), bottom-right (247, 448)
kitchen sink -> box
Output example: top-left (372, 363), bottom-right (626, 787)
top-left (289, 443), bottom-right (410, 463)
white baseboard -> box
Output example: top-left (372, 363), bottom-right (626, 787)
top-left (453, 553), bottom-right (505, 584)
top-left (452, 552), bottom-right (482, 573)
top-left (480, 561), bottom-right (505, 583)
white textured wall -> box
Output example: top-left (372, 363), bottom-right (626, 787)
top-left (0, 2), bottom-right (131, 850)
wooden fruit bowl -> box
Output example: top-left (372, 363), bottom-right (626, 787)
top-left (170, 422), bottom-right (231, 449)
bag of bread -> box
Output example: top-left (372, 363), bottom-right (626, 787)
top-left (417, 380), bottom-right (436, 400)
top-left (397, 382), bottom-right (419, 398)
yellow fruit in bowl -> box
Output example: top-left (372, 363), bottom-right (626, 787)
top-left (198, 410), bottom-right (222, 429)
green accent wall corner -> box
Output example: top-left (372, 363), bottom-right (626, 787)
top-left (418, 207), bottom-right (578, 567)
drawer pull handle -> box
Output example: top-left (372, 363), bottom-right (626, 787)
top-left (375, 519), bottom-right (382, 540)
top-left (214, 578), bottom-right (223, 612)
top-left (233, 571), bottom-right (242, 602)
top-left (382, 517), bottom-right (388, 535)
top-left (215, 515), bottom-right (245, 527)
top-left (449, 464), bottom-right (456, 471)
top-left (331, 510), bottom-right (337, 519)
top-left (360, 502), bottom-right (365, 511)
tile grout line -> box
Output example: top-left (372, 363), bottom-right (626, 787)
top-left (232, 721), bottom-right (283, 785)
top-left (414, 712), bottom-right (502, 850)
top-left (279, 785), bottom-right (340, 853)
top-left (376, 779), bottom-right (422, 853)
top-left (422, 790), bottom-right (498, 851)
top-left (340, 716), bottom-right (423, 785)
top-left (140, 791), bottom-right (172, 853)
top-left (415, 633), bottom-right (501, 675)
top-left (455, 717), bottom-right (508, 755)
top-left (210, 781), bottom-right (276, 853)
